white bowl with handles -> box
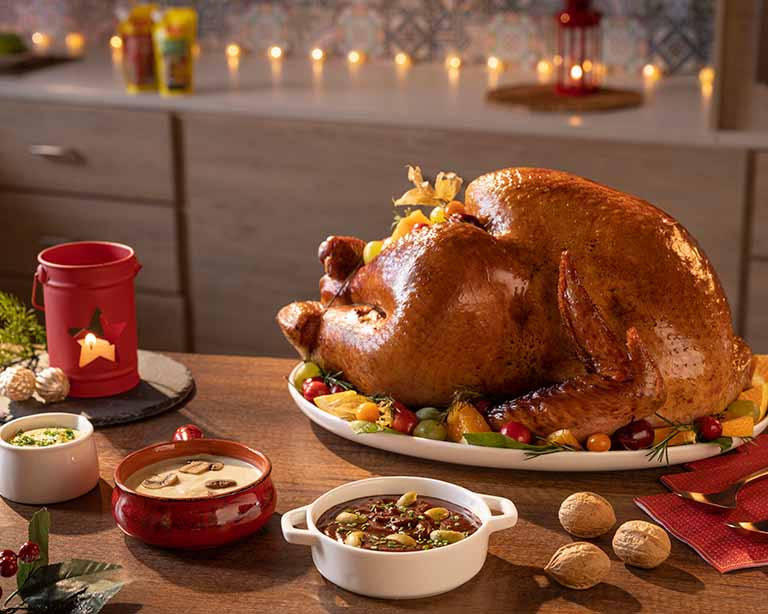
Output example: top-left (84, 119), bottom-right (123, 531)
top-left (281, 475), bottom-right (517, 599)
top-left (0, 412), bottom-right (99, 504)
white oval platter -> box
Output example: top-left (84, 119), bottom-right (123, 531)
top-left (289, 364), bottom-right (768, 472)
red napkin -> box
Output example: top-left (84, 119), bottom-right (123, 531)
top-left (635, 434), bottom-right (768, 573)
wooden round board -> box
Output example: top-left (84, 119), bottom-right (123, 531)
top-left (289, 363), bottom-right (767, 472)
top-left (486, 84), bottom-right (643, 112)
top-left (0, 351), bottom-right (194, 427)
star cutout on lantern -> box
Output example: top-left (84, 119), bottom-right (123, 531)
top-left (100, 312), bottom-right (127, 342)
top-left (77, 332), bottom-right (116, 367)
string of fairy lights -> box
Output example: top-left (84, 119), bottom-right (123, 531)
top-left (28, 30), bottom-right (715, 95)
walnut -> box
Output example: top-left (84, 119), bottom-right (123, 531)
top-left (559, 492), bottom-right (616, 538)
top-left (0, 366), bottom-right (36, 401)
top-left (612, 520), bottom-right (671, 569)
top-left (544, 542), bottom-right (611, 590)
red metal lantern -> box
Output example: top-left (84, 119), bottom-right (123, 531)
top-left (555, 0), bottom-right (602, 95)
top-left (32, 242), bottom-right (141, 398)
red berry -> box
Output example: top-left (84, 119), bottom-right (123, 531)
top-left (329, 383), bottom-right (346, 394)
top-left (172, 424), bottom-right (204, 441)
top-left (411, 223), bottom-right (429, 232)
top-left (695, 416), bottom-right (723, 441)
top-left (303, 379), bottom-right (330, 402)
top-left (391, 401), bottom-right (419, 435)
top-left (0, 550), bottom-right (15, 561)
top-left (0, 556), bottom-right (17, 578)
top-left (301, 376), bottom-right (324, 394)
top-left (500, 421), bottom-right (533, 444)
top-left (613, 420), bottom-right (654, 450)
top-left (18, 542), bottom-right (40, 563)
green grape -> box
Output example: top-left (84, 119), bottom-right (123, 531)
top-left (413, 420), bottom-right (448, 441)
top-left (292, 361), bottom-right (322, 389)
top-left (430, 206), bottom-right (447, 224)
top-left (725, 399), bottom-right (759, 421)
top-left (415, 407), bottom-right (443, 421)
top-left (363, 240), bottom-right (384, 264)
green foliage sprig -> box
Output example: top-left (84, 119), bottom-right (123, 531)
top-left (0, 292), bottom-right (45, 370)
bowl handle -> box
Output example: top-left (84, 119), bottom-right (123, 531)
top-left (477, 493), bottom-right (518, 534)
top-left (281, 505), bottom-right (319, 546)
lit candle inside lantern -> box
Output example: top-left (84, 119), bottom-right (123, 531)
top-left (395, 52), bottom-right (411, 67)
top-left (642, 63), bottom-right (660, 80)
top-left (31, 32), bottom-right (51, 52)
top-left (570, 64), bottom-right (583, 81)
top-left (65, 32), bottom-right (84, 56)
top-left (268, 45), bottom-right (283, 60)
top-left (347, 50), bottom-right (364, 65)
top-left (311, 47), bottom-right (325, 62)
top-left (226, 43), bottom-right (241, 58)
top-left (78, 333), bottom-right (116, 368)
top-left (445, 54), bottom-right (461, 70)
top-left (487, 56), bottom-right (502, 71)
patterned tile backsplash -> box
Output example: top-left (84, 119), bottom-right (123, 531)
top-left (0, 0), bottom-right (714, 75)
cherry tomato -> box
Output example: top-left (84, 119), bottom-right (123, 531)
top-left (695, 416), bottom-right (723, 441)
top-left (0, 556), bottom-right (17, 578)
top-left (613, 420), bottom-right (654, 450)
top-left (303, 379), bottom-right (331, 402)
top-left (391, 401), bottom-right (419, 435)
top-left (173, 425), bottom-right (204, 441)
top-left (355, 402), bottom-right (380, 423)
top-left (499, 421), bottom-right (532, 444)
top-left (17, 542), bottom-right (39, 563)
top-left (586, 433), bottom-right (612, 452)
top-left (329, 383), bottom-right (346, 394)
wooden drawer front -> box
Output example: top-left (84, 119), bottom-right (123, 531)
top-left (0, 192), bottom-right (180, 293)
top-left (0, 101), bottom-right (173, 202)
top-left (746, 261), bottom-right (768, 353)
top-left (185, 115), bottom-right (748, 357)
top-left (751, 152), bottom-right (768, 257)
top-left (0, 275), bottom-right (186, 352)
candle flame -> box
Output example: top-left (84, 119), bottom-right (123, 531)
top-left (85, 332), bottom-right (97, 350)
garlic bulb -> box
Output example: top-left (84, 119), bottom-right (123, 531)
top-left (35, 367), bottom-right (70, 403)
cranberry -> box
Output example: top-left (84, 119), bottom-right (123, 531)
top-left (303, 379), bottom-right (330, 402)
top-left (0, 550), bottom-right (15, 561)
top-left (173, 424), bottom-right (204, 441)
top-left (472, 398), bottom-right (492, 417)
top-left (695, 416), bottom-right (723, 441)
top-left (391, 401), bottom-right (419, 435)
top-left (500, 421), bottom-right (533, 444)
top-left (613, 419), bottom-right (654, 450)
top-left (329, 383), bottom-right (346, 394)
top-left (18, 542), bottom-right (40, 563)
top-left (0, 556), bottom-right (17, 578)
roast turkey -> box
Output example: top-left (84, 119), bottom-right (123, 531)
top-left (277, 168), bottom-right (752, 440)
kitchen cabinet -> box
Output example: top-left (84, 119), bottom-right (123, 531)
top-left (184, 114), bottom-right (748, 357)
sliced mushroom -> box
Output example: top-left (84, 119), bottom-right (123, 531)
top-left (205, 479), bottom-right (237, 490)
top-left (141, 472), bottom-right (179, 490)
top-left (180, 460), bottom-right (213, 475)
top-left (209, 462), bottom-right (224, 471)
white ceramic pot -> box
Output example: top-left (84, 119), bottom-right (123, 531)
top-left (281, 475), bottom-right (517, 599)
top-left (0, 412), bottom-right (100, 504)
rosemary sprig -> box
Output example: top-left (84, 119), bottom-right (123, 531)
top-left (646, 412), bottom-right (694, 465)
top-left (322, 371), bottom-right (354, 391)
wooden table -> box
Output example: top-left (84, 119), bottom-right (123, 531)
top-left (1, 354), bottom-right (765, 613)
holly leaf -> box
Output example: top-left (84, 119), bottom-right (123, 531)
top-left (17, 508), bottom-right (50, 590)
top-left (711, 436), bottom-right (734, 453)
top-left (19, 559), bottom-right (124, 613)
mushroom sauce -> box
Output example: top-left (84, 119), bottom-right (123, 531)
top-left (126, 455), bottom-right (261, 499)
top-left (316, 492), bottom-right (480, 551)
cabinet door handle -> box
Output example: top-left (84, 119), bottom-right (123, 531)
top-left (29, 144), bottom-right (84, 164)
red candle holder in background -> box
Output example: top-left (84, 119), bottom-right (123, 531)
top-left (555, 0), bottom-right (602, 96)
top-left (32, 241), bottom-right (141, 398)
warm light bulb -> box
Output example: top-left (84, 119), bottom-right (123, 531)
top-left (347, 50), bottom-right (363, 64)
top-left (643, 63), bottom-right (659, 79)
top-left (110, 35), bottom-right (122, 50)
top-left (31, 32), bottom-right (51, 50)
top-left (394, 52), bottom-right (410, 66)
top-left (570, 65), bottom-right (583, 80)
top-left (65, 32), bottom-right (84, 54)
top-left (487, 56), bottom-right (501, 70)
top-left (85, 333), bottom-right (97, 349)
top-left (699, 66), bottom-right (714, 86)
top-left (226, 43), bottom-right (241, 58)
top-left (269, 45), bottom-right (283, 59)
top-left (311, 47), bottom-right (324, 61)
top-left (536, 60), bottom-right (552, 75)
top-left (446, 54), bottom-right (461, 70)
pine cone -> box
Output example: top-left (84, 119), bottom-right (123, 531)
top-left (35, 367), bottom-right (70, 403)
top-left (0, 366), bottom-right (36, 401)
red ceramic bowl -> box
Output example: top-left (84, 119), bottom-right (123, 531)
top-left (111, 425), bottom-right (276, 549)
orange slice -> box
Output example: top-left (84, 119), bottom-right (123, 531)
top-left (652, 428), bottom-right (696, 447)
top-left (751, 355), bottom-right (768, 387)
top-left (738, 383), bottom-right (768, 422)
top-left (721, 415), bottom-right (755, 438)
